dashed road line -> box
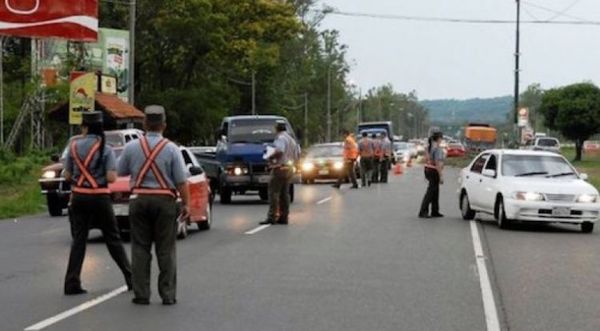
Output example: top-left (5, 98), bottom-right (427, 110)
top-left (24, 285), bottom-right (128, 331)
top-left (244, 224), bottom-right (271, 235)
top-left (316, 196), bottom-right (333, 205)
top-left (470, 221), bottom-right (501, 331)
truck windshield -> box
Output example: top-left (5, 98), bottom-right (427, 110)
top-left (229, 119), bottom-right (278, 143)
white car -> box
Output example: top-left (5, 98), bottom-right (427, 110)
top-left (458, 149), bottom-right (600, 233)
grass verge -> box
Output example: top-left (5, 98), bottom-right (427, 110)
top-left (0, 152), bottom-right (48, 220)
top-left (562, 147), bottom-right (600, 190)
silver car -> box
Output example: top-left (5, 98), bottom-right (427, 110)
top-left (525, 137), bottom-right (561, 154)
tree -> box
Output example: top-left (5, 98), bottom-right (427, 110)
top-left (539, 83), bottom-right (600, 161)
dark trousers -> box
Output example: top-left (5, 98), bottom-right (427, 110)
top-left (267, 168), bottom-right (293, 221)
top-left (419, 168), bottom-right (440, 216)
top-left (372, 158), bottom-right (381, 183)
top-left (360, 157), bottom-right (373, 187)
top-left (129, 195), bottom-right (177, 301)
top-left (65, 193), bottom-right (131, 292)
top-left (380, 157), bottom-right (390, 183)
top-left (336, 159), bottom-right (358, 187)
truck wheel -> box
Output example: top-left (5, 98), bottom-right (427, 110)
top-left (259, 188), bottom-right (269, 201)
top-left (47, 194), bottom-right (63, 217)
top-left (220, 187), bottom-right (232, 204)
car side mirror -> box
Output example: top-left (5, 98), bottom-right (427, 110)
top-left (580, 173), bottom-right (589, 181)
top-left (51, 154), bottom-right (60, 163)
top-left (189, 166), bottom-right (204, 176)
top-left (482, 169), bottom-right (496, 178)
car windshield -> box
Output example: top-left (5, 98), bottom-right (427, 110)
top-left (538, 138), bottom-right (558, 147)
top-left (502, 154), bottom-right (576, 178)
top-left (307, 145), bottom-right (343, 158)
top-left (394, 143), bottom-right (408, 150)
top-left (229, 119), bottom-right (280, 143)
top-left (105, 133), bottom-right (124, 147)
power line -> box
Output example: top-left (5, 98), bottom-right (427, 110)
top-left (521, 0), bottom-right (590, 23)
top-left (545, 0), bottom-right (582, 22)
top-left (315, 8), bottom-right (600, 26)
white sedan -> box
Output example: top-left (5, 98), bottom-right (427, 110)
top-left (458, 149), bottom-right (600, 233)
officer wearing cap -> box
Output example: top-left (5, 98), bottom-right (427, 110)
top-left (371, 133), bottom-right (382, 183)
top-left (260, 120), bottom-right (300, 225)
top-left (63, 111), bottom-right (132, 295)
top-left (358, 131), bottom-right (374, 187)
top-left (379, 132), bottom-right (393, 183)
top-left (419, 130), bottom-right (445, 218)
top-left (118, 105), bottom-right (189, 305)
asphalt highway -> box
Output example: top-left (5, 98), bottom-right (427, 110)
top-left (2, 166), bottom-right (600, 331)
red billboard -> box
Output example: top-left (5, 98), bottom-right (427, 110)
top-left (0, 0), bottom-right (98, 41)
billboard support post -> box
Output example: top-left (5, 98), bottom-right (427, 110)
top-left (128, 0), bottom-right (136, 105)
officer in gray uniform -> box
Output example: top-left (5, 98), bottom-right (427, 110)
top-left (117, 105), bottom-right (189, 305)
top-left (380, 132), bottom-right (393, 183)
top-left (358, 132), bottom-right (374, 187)
top-left (260, 121), bottom-right (300, 225)
top-left (64, 111), bottom-right (132, 295)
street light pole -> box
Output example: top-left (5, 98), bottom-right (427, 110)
top-left (251, 71), bottom-right (256, 115)
top-left (514, 0), bottom-right (521, 139)
top-left (128, 0), bottom-right (136, 105)
top-left (0, 37), bottom-right (3, 146)
top-left (326, 67), bottom-right (332, 142)
top-left (304, 92), bottom-right (308, 146)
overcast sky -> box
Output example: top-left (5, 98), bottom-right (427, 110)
top-left (319, 0), bottom-right (600, 100)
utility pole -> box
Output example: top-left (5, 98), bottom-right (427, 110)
top-left (514, 0), bottom-right (521, 138)
top-left (304, 93), bottom-right (308, 147)
top-left (251, 71), bottom-right (256, 115)
top-left (356, 88), bottom-right (361, 125)
top-left (128, 0), bottom-right (136, 105)
top-left (326, 67), bottom-right (332, 142)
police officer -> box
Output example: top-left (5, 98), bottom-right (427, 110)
top-left (379, 132), bottom-right (393, 183)
top-left (118, 105), bottom-right (189, 305)
top-left (419, 131), bottom-right (445, 218)
top-left (371, 133), bottom-right (382, 183)
top-left (64, 111), bottom-right (132, 295)
top-left (333, 130), bottom-right (359, 189)
top-left (260, 121), bottom-right (300, 225)
top-left (358, 132), bottom-right (374, 187)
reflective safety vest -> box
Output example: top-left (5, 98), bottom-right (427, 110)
top-left (373, 140), bottom-right (383, 158)
top-left (343, 136), bottom-right (359, 160)
top-left (132, 137), bottom-right (177, 198)
top-left (71, 139), bottom-right (111, 195)
top-left (359, 138), bottom-right (373, 157)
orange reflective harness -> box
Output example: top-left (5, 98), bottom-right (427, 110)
top-left (71, 139), bottom-right (111, 195)
top-left (132, 137), bottom-right (177, 198)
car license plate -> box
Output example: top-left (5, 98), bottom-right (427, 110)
top-left (113, 204), bottom-right (129, 217)
top-left (258, 175), bottom-right (271, 184)
top-left (552, 207), bottom-right (570, 217)
top-left (319, 169), bottom-right (329, 175)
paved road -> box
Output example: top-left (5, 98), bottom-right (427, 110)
top-left (1, 166), bottom-right (599, 331)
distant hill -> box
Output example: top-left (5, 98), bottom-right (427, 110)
top-left (421, 96), bottom-right (513, 125)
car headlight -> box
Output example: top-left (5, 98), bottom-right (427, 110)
top-left (302, 162), bottom-right (315, 172)
top-left (333, 161), bottom-right (344, 170)
top-left (513, 192), bottom-right (545, 201)
top-left (42, 170), bottom-right (57, 179)
top-left (577, 194), bottom-right (598, 203)
top-left (227, 165), bottom-right (248, 176)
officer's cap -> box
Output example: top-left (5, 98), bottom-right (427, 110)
top-left (145, 105), bottom-right (166, 124)
top-left (82, 111), bottom-right (103, 126)
top-left (275, 120), bottom-right (287, 132)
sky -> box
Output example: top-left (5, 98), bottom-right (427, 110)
top-left (319, 0), bottom-right (600, 100)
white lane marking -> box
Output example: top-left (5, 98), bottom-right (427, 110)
top-left (316, 197), bottom-right (333, 205)
top-left (470, 221), bottom-right (501, 331)
top-left (24, 285), bottom-right (128, 331)
top-left (244, 224), bottom-right (271, 235)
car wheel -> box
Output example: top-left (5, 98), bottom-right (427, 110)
top-left (47, 194), bottom-right (63, 217)
top-left (581, 222), bottom-right (594, 233)
top-left (177, 219), bottom-right (188, 239)
top-left (460, 192), bottom-right (476, 220)
top-left (259, 188), bottom-right (269, 201)
top-left (220, 187), bottom-right (232, 204)
top-left (496, 198), bottom-right (511, 229)
top-left (198, 203), bottom-right (212, 231)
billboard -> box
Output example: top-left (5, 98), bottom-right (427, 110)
top-left (69, 72), bottom-right (96, 125)
top-left (518, 107), bottom-right (529, 128)
top-left (0, 0), bottom-right (98, 41)
top-left (36, 28), bottom-right (130, 101)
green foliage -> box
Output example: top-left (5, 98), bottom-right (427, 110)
top-left (539, 83), bottom-right (600, 160)
top-left (0, 152), bottom-right (48, 219)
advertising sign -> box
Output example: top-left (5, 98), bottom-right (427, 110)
top-left (100, 75), bottom-right (117, 95)
top-left (0, 0), bottom-right (98, 41)
top-left (518, 107), bottom-right (529, 128)
top-left (36, 28), bottom-right (129, 101)
top-left (69, 72), bottom-right (96, 125)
